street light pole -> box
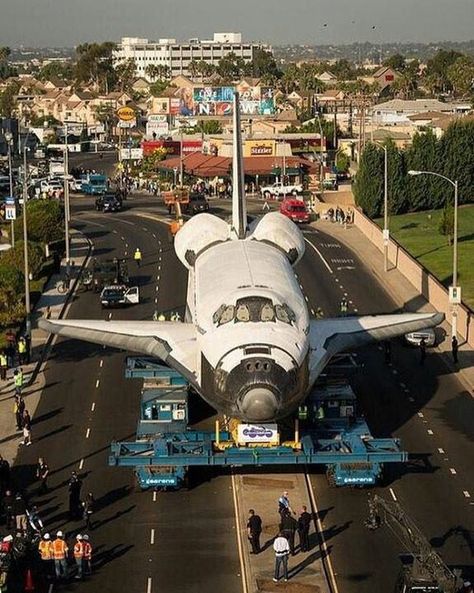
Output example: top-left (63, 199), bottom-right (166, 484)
top-left (5, 132), bottom-right (14, 247)
top-left (63, 123), bottom-right (71, 263)
top-left (408, 170), bottom-right (459, 338)
top-left (22, 146), bottom-right (31, 337)
top-left (383, 145), bottom-right (388, 272)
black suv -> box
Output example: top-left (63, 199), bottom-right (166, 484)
top-left (96, 192), bottom-right (122, 212)
top-left (188, 192), bottom-right (209, 215)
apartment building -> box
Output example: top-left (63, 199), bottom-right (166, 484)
top-left (114, 33), bottom-right (271, 80)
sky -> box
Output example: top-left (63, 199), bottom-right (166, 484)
top-left (1, 0), bottom-right (474, 47)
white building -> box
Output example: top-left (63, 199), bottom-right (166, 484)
top-left (114, 33), bottom-right (271, 80)
top-left (371, 99), bottom-right (463, 127)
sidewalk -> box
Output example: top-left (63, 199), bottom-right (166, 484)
top-left (313, 219), bottom-right (474, 393)
top-left (0, 229), bottom-right (91, 466)
top-left (234, 472), bottom-right (330, 593)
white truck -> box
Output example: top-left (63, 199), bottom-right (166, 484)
top-left (260, 182), bottom-right (303, 199)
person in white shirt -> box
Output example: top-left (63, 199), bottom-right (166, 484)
top-left (273, 532), bottom-right (290, 582)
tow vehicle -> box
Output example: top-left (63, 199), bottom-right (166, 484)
top-left (109, 355), bottom-right (408, 490)
top-left (366, 494), bottom-right (464, 593)
top-left (96, 192), bottom-right (123, 212)
top-left (162, 186), bottom-right (190, 214)
top-left (81, 258), bottom-right (129, 293)
top-left (100, 285), bottom-right (139, 308)
top-left (280, 197), bottom-right (310, 224)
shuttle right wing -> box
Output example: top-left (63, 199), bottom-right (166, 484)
top-left (308, 312), bottom-right (444, 384)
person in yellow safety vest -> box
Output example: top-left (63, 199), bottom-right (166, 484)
top-left (340, 298), bottom-right (348, 316)
top-left (298, 405), bottom-right (308, 421)
top-left (134, 248), bottom-right (142, 268)
top-left (53, 531), bottom-right (68, 580)
top-left (38, 533), bottom-right (53, 578)
top-left (82, 534), bottom-right (92, 575)
top-left (73, 534), bottom-right (84, 579)
top-left (14, 368), bottom-right (24, 395)
top-left (316, 405), bottom-right (325, 420)
top-left (0, 351), bottom-right (7, 381)
top-left (17, 337), bottom-right (27, 365)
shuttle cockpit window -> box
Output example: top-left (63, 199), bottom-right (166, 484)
top-left (275, 303), bottom-right (296, 324)
top-left (213, 304), bottom-right (235, 326)
top-left (213, 299), bottom-right (296, 326)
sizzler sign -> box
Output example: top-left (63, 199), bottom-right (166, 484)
top-left (116, 106), bottom-right (136, 122)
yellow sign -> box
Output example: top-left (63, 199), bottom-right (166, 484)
top-left (116, 106), bottom-right (136, 122)
top-left (243, 140), bottom-right (275, 157)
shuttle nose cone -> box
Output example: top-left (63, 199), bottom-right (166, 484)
top-left (240, 388), bottom-right (278, 422)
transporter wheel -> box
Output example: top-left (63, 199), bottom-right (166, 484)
top-left (325, 467), bottom-right (337, 488)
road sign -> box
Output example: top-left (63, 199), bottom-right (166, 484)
top-left (449, 286), bottom-right (461, 304)
top-left (5, 195), bottom-right (15, 204)
top-left (116, 106), bottom-right (136, 122)
top-left (5, 204), bottom-right (16, 220)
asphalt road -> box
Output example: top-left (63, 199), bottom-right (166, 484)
top-left (297, 226), bottom-right (474, 592)
top-left (11, 194), bottom-right (241, 593)
top-left (10, 185), bottom-right (473, 592)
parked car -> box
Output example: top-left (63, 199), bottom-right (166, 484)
top-left (404, 327), bottom-right (436, 347)
top-left (279, 198), bottom-right (310, 224)
top-left (188, 192), bottom-right (209, 215)
top-left (70, 179), bottom-right (83, 192)
top-left (260, 182), bottom-right (303, 199)
top-left (100, 285), bottom-right (139, 308)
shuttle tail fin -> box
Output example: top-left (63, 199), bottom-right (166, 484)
top-left (231, 91), bottom-right (247, 239)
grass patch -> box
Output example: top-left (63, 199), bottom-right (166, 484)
top-left (375, 205), bottom-right (474, 309)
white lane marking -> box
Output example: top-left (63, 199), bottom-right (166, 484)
top-left (418, 412), bottom-right (424, 418)
top-left (389, 488), bottom-right (397, 502)
top-left (299, 284), bottom-right (304, 290)
top-left (391, 369), bottom-right (398, 375)
top-left (349, 300), bottom-right (353, 304)
top-left (304, 238), bottom-right (333, 274)
top-left (231, 473), bottom-right (249, 593)
top-left (48, 583), bottom-right (54, 593)
top-left (146, 577), bottom-right (152, 593)
top-left (306, 474), bottom-right (340, 593)
top-left (125, 243), bottom-right (129, 248)
top-left (304, 295), bottom-right (309, 301)
top-left (438, 448), bottom-right (445, 454)
top-left (121, 236), bottom-right (125, 241)
top-left (154, 298), bottom-right (158, 304)
top-left (95, 379), bottom-right (100, 389)
top-left (150, 529), bottom-right (155, 545)
top-left (344, 292), bottom-right (348, 296)
top-left (463, 491), bottom-right (471, 498)
top-left (91, 402), bottom-right (96, 412)
top-left (124, 251), bottom-right (128, 256)
top-left (449, 468), bottom-right (457, 475)
top-left (142, 227), bottom-right (148, 232)
top-left (152, 233), bottom-right (157, 238)
top-left (354, 308), bottom-right (359, 312)
top-left (408, 396), bottom-right (415, 402)
top-left (155, 286), bottom-right (159, 292)
top-left (100, 360), bottom-right (103, 368)
top-left (427, 429), bottom-right (434, 435)
top-left (79, 459), bottom-right (84, 470)
top-left (400, 382), bottom-right (406, 388)
top-left (153, 491), bottom-right (157, 502)
top-left (86, 428), bottom-right (91, 439)
top-left (311, 309), bottom-right (316, 316)
top-left (112, 229), bottom-right (118, 234)
top-left (108, 312), bottom-right (112, 320)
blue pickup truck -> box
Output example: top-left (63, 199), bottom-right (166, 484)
top-left (81, 173), bottom-right (107, 195)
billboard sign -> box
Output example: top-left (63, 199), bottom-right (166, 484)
top-left (245, 140), bottom-right (275, 157)
top-left (116, 106), bottom-right (136, 122)
top-left (186, 86), bottom-right (275, 117)
top-left (120, 148), bottom-right (143, 160)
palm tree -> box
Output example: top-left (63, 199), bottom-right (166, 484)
top-left (145, 64), bottom-right (161, 82)
top-left (188, 60), bottom-right (200, 81)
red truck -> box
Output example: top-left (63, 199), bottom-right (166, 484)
top-left (279, 198), bottom-right (310, 224)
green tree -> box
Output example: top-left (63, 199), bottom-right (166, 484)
top-left (114, 58), bottom-right (137, 92)
top-left (188, 60), bottom-right (200, 80)
top-left (353, 143), bottom-right (384, 217)
top-left (438, 204), bottom-right (454, 244)
top-left (385, 141), bottom-right (407, 214)
top-left (383, 53), bottom-right (406, 72)
top-left (149, 80), bottom-right (170, 97)
top-left (75, 42), bottom-right (116, 92)
top-left (447, 55), bottom-right (474, 97)
top-left (424, 49), bottom-right (463, 94)
top-left (250, 49), bottom-right (281, 79)
top-left (0, 261), bottom-right (25, 328)
top-left (197, 60), bottom-right (215, 80)
top-left (196, 120), bottom-right (223, 134)
top-left (14, 200), bottom-right (64, 246)
top-left (38, 61), bottom-right (74, 82)
top-left (438, 119), bottom-right (474, 205)
top-left (0, 82), bottom-right (19, 117)
top-left (1, 240), bottom-right (44, 279)
top-left (92, 103), bottom-right (117, 138)
top-left (405, 130), bottom-right (440, 211)
top-left (335, 150), bottom-right (350, 173)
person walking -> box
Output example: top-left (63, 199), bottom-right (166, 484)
top-left (451, 335), bottom-right (459, 364)
top-left (13, 492), bottom-right (27, 532)
top-left (68, 472), bottom-right (83, 520)
top-left (419, 337), bottom-right (426, 366)
top-left (17, 337), bottom-right (27, 366)
top-left (73, 534), bottom-right (84, 579)
top-left (14, 395), bottom-right (25, 431)
top-left (280, 509), bottom-right (298, 555)
top-left (52, 531), bottom-right (68, 580)
top-left (38, 533), bottom-right (54, 579)
top-left (2, 489), bottom-right (14, 530)
top-left (82, 534), bottom-right (92, 575)
top-left (20, 410), bottom-right (32, 446)
top-left (0, 351), bottom-right (8, 381)
top-left (278, 491), bottom-right (294, 516)
top-left (82, 492), bottom-right (95, 530)
top-left (297, 505), bottom-right (312, 552)
top-left (247, 509), bottom-right (262, 554)
top-left (273, 532), bottom-right (290, 582)
top-left (0, 456), bottom-right (10, 494)
top-left (134, 247), bottom-right (142, 268)
top-left (13, 368), bottom-right (24, 396)
top-left (36, 458), bottom-right (49, 494)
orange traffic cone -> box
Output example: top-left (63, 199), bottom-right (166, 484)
top-left (24, 568), bottom-right (35, 592)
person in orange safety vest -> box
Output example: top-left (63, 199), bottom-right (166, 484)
top-left (52, 531), bottom-right (68, 580)
top-left (82, 534), bottom-right (92, 575)
top-left (73, 534), bottom-right (84, 579)
top-left (38, 532), bottom-right (53, 577)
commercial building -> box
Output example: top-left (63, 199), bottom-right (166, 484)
top-left (114, 33), bottom-right (271, 80)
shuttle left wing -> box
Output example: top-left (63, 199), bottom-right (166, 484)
top-left (39, 319), bottom-right (199, 388)
top-left (308, 312), bottom-right (444, 384)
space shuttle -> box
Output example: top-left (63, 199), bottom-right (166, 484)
top-left (40, 93), bottom-right (443, 422)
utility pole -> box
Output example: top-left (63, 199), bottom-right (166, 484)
top-left (63, 122), bottom-right (71, 263)
top-left (22, 146), bottom-right (31, 337)
top-left (179, 130), bottom-right (184, 186)
top-left (5, 131), bottom-right (14, 246)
